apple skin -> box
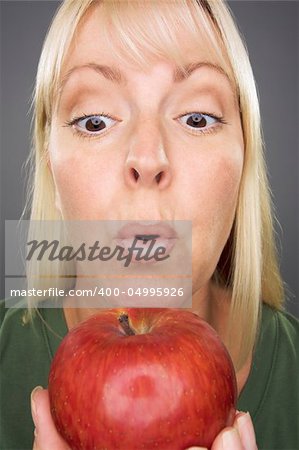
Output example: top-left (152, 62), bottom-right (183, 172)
top-left (48, 308), bottom-right (237, 450)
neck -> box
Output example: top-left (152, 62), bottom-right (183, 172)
top-left (63, 280), bottom-right (217, 327)
top-left (63, 280), bottom-right (251, 395)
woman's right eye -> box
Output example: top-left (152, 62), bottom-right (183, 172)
top-left (65, 114), bottom-right (118, 136)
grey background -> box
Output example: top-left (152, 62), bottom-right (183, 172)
top-left (0, 1), bottom-right (298, 317)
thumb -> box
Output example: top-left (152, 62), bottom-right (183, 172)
top-left (211, 427), bottom-right (244, 450)
top-left (31, 386), bottom-right (70, 450)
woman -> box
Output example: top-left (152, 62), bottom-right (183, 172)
top-left (1, 0), bottom-right (298, 449)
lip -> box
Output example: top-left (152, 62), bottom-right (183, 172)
top-left (113, 222), bottom-right (178, 263)
top-left (115, 222), bottom-right (178, 240)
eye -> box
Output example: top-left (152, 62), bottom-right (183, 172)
top-left (66, 113), bottom-right (118, 136)
top-left (178, 112), bottom-right (224, 133)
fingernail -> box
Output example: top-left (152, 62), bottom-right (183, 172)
top-left (236, 412), bottom-right (257, 450)
top-left (222, 428), bottom-right (241, 449)
top-left (31, 386), bottom-right (43, 425)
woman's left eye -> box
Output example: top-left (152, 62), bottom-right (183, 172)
top-left (178, 112), bottom-right (223, 132)
top-left (66, 114), bottom-right (118, 136)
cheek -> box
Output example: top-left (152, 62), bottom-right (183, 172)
top-left (49, 134), bottom-right (120, 218)
top-left (185, 145), bottom-right (243, 281)
top-left (210, 152), bottom-right (242, 214)
top-left (183, 144), bottom-right (243, 220)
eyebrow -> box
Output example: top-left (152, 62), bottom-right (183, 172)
top-left (59, 63), bottom-right (123, 94)
top-left (173, 61), bottom-right (231, 83)
top-left (58, 61), bottom-right (232, 93)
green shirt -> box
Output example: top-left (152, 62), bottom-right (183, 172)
top-left (0, 300), bottom-right (298, 450)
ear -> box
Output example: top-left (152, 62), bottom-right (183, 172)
top-left (44, 125), bottom-right (62, 216)
top-left (45, 151), bottom-right (63, 217)
top-left (46, 151), bottom-right (52, 172)
top-left (54, 188), bottom-right (63, 216)
top-left (44, 121), bottom-right (52, 171)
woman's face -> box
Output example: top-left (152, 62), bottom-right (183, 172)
top-left (49, 5), bottom-right (244, 294)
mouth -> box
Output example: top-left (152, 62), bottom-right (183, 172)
top-left (113, 222), bottom-right (178, 262)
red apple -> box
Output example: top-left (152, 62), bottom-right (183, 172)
top-left (48, 308), bottom-right (237, 450)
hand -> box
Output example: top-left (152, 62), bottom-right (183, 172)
top-left (186, 411), bottom-right (257, 450)
top-left (31, 386), bottom-right (71, 450)
top-left (31, 389), bottom-right (256, 450)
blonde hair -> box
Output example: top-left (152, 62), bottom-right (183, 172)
top-left (26, 0), bottom-right (284, 370)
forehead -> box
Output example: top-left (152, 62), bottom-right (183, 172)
top-left (61, 1), bottom-right (234, 84)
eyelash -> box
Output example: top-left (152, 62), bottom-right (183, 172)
top-left (63, 111), bottom-right (228, 140)
top-left (63, 112), bottom-right (117, 141)
top-left (177, 111), bottom-right (228, 136)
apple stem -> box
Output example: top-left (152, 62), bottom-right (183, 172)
top-left (119, 314), bottom-right (135, 336)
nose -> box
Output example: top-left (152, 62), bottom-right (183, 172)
top-left (124, 119), bottom-right (172, 189)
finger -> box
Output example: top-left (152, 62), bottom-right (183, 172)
top-left (211, 426), bottom-right (244, 450)
top-left (32, 437), bottom-right (38, 450)
top-left (186, 411), bottom-right (257, 450)
top-left (31, 387), bottom-right (70, 450)
top-left (31, 385), bottom-right (43, 449)
top-left (185, 447), bottom-right (207, 449)
top-left (234, 412), bottom-right (257, 450)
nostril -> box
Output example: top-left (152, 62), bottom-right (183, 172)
top-left (155, 172), bottom-right (163, 183)
top-left (132, 168), bottom-right (139, 181)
